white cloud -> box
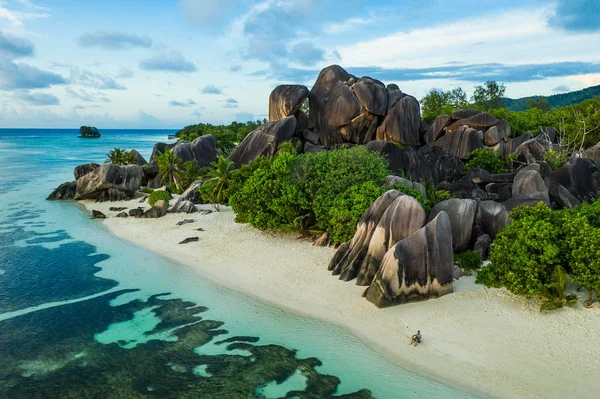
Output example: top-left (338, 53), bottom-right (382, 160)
top-left (0, 0), bottom-right (49, 25)
top-left (335, 6), bottom-right (600, 70)
top-left (323, 16), bottom-right (376, 34)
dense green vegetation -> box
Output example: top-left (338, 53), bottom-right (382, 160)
top-left (79, 126), bottom-right (101, 138)
top-left (148, 190), bottom-right (170, 206)
top-left (176, 120), bottom-right (268, 152)
top-left (477, 201), bottom-right (600, 308)
top-left (464, 148), bottom-right (507, 174)
top-left (105, 148), bottom-right (136, 165)
top-left (421, 81), bottom-right (600, 148)
top-left (504, 85), bottom-right (600, 111)
top-left (454, 251), bottom-right (482, 272)
top-left (228, 147), bottom-right (390, 243)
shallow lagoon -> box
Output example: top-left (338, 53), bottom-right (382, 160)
top-left (0, 129), bottom-right (481, 398)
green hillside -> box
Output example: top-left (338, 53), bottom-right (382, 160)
top-left (505, 85), bottom-right (600, 111)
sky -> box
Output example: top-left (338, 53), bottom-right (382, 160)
top-left (0, 0), bottom-right (599, 128)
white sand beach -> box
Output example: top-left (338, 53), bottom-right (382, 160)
top-left (82, 199), bottom-right (600, 399)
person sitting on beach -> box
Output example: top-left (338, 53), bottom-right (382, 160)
top-left (410, 330), bottom-right (422, 346)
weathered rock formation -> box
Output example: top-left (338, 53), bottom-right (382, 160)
top-left (431, 126), bottom-right (483, 160)
top-left (428, 199), bottom-right (477, 252)
top-left (376, 95), bottom-right (421, 146)
top-left (170, 200), bottom-right (198, 214)
top-left (47, 181), bottom-right (77, 200)
top-left (364, 212), bottom-right (454, 307)
top-left (366, 141), bottom-right (437, 183)
top-left (550, 158), bottom-right (600, 202)
top-left (75, 164), bottom-right (142, 201)
top-left (229, 116), bottom-right (297, 167)
top-left (356, 195), bottom-right (427, 285)
top-left (142, 200), bottom-right (168, 218)
top-left (74, 163), bottom-right (100, 180)
top-left (179, 180), bottom-right (204, 204)
top-left (329, 190), bottom-right (402, 281)
top-left (269, 85), bottom-right (309, 121)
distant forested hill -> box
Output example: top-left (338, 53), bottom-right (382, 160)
top-left (505, 85), bottom-right (600, 111)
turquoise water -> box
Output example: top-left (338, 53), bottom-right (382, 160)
top-left (0, 129), bottom-right (481, 398)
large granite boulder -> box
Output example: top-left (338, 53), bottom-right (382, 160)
top-left (424, 114), bottom-right (452, 145)
top-left (376, 95), bottom-right (421, 146)
top-left (229, 116), bottom-right (298, 167)
top-left (431, 126), bottom-right (482, 160)
top-left (446, 112), bottom-right (499, 132)
top-left (74, 163), bottom-right (100, 180)
top-left (428, 199), bottom-right (477, 251)
top-left (506, 134), bottom-right (532, 154)
top-left (356, 195), bottom-right (426, 285)
top-left (229, 130), bottom-right (273, 168)
top-left (96, 188), bottom-right (130, 202)
top-left (483, 126), bottom-right (503, 146)
top-left (383, 176), bottom-right (426, 198)
top-left (550, 158), bottom-right (600, 201)
top-left (75, 164), bottom-right (142, 200)
top-left (514, 138), bottom-right (555, 164)
top-left (452, 109), bottom-right (481, 120)
top-left (150, 135), bottom-right (217, 170)
top-left (419, 146), bottom-right (465, 183)
top-left (351, 77), bottom-right (388, 116)
top-left (130, 149), bottom-right (147, 165)
top-left (329, 190), bottom-right (402, 281)
top-left (364, 211), bottom-right (454, 307)
top-left (309, 65), bottom-right (361, 148)
top-left (496, 119), bottom-right (511, 139)
top-left (512, 169), bottom-right (550, 204)
top-left (142, 200), bottom-right (168, 218)
top-left (582, 142), bottom-right (600, 161)
top-left (170, 199), bottom-right (198, 214)
top-left (180, 180), bottom-right (204, 204)
top-left (268, 85), bottom-right (309, 121)
top-left (47, 181), bottom-right (77, 200)
top-left (548, 181), bottom-right (582, 209)
top-left (386, 85), bottom-right (404, 111)
top-left (172, 135), bottom-right (218, 168)
top-left (475, 201), bottom-right (510, 239)
top-left (366, 141), bottom-right (437, 183)
top-left (437, 180), bottom-right (492, 201)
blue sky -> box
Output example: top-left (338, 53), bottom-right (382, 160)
top-left (0, 0), bottom-right (599, 128)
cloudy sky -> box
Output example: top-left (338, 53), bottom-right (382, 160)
top-left (0, 0), bottom-right (599, 128)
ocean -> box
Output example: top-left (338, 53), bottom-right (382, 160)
top-left (0, 129), bottom-right (481, 398)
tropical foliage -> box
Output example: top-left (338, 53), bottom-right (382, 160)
top-left (464, 148), bottom-right (507, 174)
top-left (156, 147), bottom-right (184, 191)
top-left (477, 201), bottom-right (600, 309)
top-left (454, 251), bottom-right (482, 271)
top-left (106, 148), bottom-right (136, 165)
top-left (148, 190), bottom-right (170, 206)
top-left (229, 147), bottom-right (391, 244)
top-left (176, 120), bottom-right (268, 152)
top-left (201, 156), bottom-right (236, 211)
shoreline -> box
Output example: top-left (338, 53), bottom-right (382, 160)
top-left (81, 199), bottom-right (600, 399)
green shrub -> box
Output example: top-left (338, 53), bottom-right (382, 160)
top-left (564, 215), bottom-right (600, 306)
top-left (387, 183), bottom-right (427, 209)
top-left (148, 190), bottom-right (171, 206)
top-left (140, 187), bottom-right (154, 194)
top-left (476, 202), bottom-right (565, 296)
top-left (300, 147), bottom-right (390, 236)
top-left (454, 251), bottom-right (482, 271)
top-left (542, 150), bottom-right (568, 170)
top-left (229, 152), bottom-right (310, 229)
top-left (465, 148), bottom-right (507, 174)
top-left (327, 181), bottom-right (385, 243)
top-left (229, 147), bottom-right (390, 243)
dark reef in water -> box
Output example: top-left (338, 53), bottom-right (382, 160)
top-left (0, 291), bottom-right (374, 398)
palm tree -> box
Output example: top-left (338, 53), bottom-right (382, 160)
top-left (156, 147), bottom-right (184, 191)
top-left (106, 148), bottom-right (129, 165)
top-left (205, 155), bottom-right (235, 211)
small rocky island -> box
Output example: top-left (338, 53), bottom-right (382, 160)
top-left (79, 126), bottom-right (101, 138)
